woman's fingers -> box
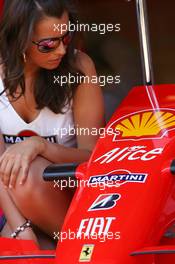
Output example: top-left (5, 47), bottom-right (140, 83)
top-left (1, 158), bottom-right (14, 187)
top-left (0, 153), bottom-right (5, 179)
top-left (0, 139), bottom-right (38, 188)
top-left (19, 157), bottom-right (30, 186)
top-left (0, 154), bottom-right (30, 188)
top-left (9, 157), bottom-right (21, 188)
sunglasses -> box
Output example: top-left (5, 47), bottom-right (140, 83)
top-left (32, 31), bottom-right (73, 53)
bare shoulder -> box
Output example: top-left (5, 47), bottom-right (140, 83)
top-left (72, 50), bottom-right (105, 150)
top-left (73, 49), bottom-right (103, 106)
top-left (74, 50), bottom-right (96, 76)
top-left (73, 50), bottom-right (103, 102)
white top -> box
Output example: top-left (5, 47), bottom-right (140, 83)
top-left (0, 77), bottom-right (76, 147)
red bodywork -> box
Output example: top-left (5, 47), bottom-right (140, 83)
top-left (1, 84), bottom-right (175, 263)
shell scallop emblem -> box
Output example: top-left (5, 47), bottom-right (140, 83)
top-left (110, 111), bottom-right (175, 140)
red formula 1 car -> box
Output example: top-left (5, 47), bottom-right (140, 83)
top-left (1, 0), bottom-right (175, 263)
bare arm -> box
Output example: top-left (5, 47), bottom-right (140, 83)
top-left (39, 140), bottom-right (91, 164)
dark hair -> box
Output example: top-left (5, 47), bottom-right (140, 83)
top-left (0, 0), bottom-right (80, 113)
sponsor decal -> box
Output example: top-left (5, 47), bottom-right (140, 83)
top-left (89, 169), bottom-right (147, 187)
top-left (108, 110), bottom-right (175, 141)
top-left (77, 217), bottom-right (116, 238)
top-left (88, 193), bottom-right (121, 211)
top-left (3, 130), bottom-right (57, 144)
top-left (79, 244), bottom-right (94, 262)
top-left (94, 146), bottom-right (163, 164)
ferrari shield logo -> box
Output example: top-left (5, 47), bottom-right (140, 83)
top-left (79, 244), bottom-right (94, 262)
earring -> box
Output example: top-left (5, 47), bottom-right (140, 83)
top-left (23, 53), bottom-right (27, 63)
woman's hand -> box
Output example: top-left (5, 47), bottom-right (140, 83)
top-left (0, 136), bottom-right (45, 189)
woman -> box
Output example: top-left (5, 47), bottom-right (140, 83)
top-left (0, 0), bottom-right (104, 246)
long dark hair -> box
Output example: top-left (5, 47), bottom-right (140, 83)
top-left (0, 0), bottom-right (80, 113)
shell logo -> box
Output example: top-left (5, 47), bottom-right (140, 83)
top-left (109, 110), bottom-right (175, 141)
